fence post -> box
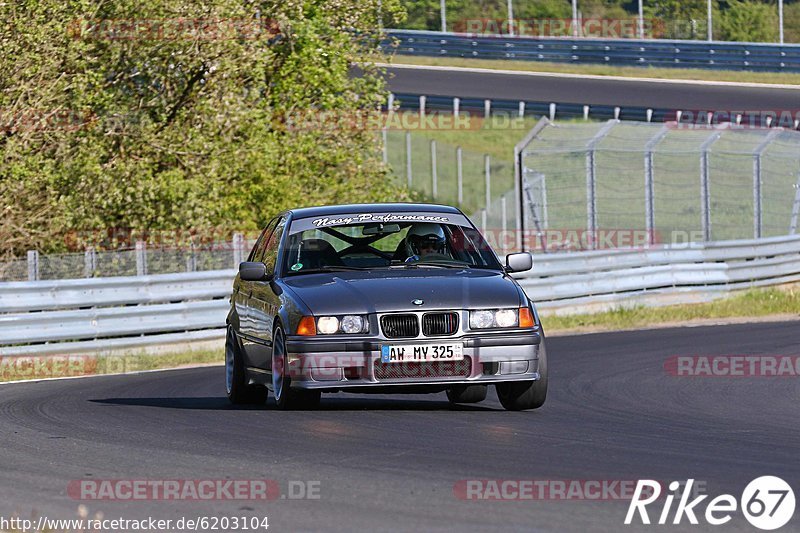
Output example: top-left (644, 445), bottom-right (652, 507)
top-left (431, 140), bottom-right (438, 200)
top-left (790, 173), bottom-right (800, 235)
top-left (484, 154), bottom-right (491, 213)
top-left (405, 131), bottom-right (413, 188)
top-left (186, 243), bottom-right (197, 272)
top-left (456, 147), bottom-right (463, 207)
top-left (135, 241), bottom-right (147, 276)
top-left (84, 247), bottom-right (97, 278)
top-left (382, 128), bottom-right (388, 164)
top-left (481, 209), bottom-right (488, 235)
top-left (700, 131), bottom-right (722, 242)
top-left (27, 250), bottom-right (39, 281)
top-left (644, 126), bottom-right (669, 247)
top-left (585, 120), bottom-right (617, 250)
top-left (232, 232), bottom-right (245, 268)
top-left (753, 130), bottom-right (780, 239)
top-left (501, 194), bottom-right (508, 255)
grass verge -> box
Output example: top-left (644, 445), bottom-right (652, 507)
top-left (542, 286), bottom-right (800, 335)
top-left (0, 349), bottom-right (221, 383)
top-left (389, 55), bottom-right (800, 86)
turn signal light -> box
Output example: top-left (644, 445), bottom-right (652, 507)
top-left (519, 307), bottom-right (535, 328)
top-left (296, 316), bottom-right (317, 336)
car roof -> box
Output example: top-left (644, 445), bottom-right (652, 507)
top-left (287, 203), bottom-right (463, 219)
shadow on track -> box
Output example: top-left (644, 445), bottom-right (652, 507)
top-left (89, 396), bottom-right (500, 411)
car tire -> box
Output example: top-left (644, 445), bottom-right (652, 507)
top-left (496, 339), bottom-right (548, 411)
top-left (272, 325), bottom-right (321, 410)
top-left (226, 326), bottom-right (267, 405)
top-left (446, 384), bottom-right (487, 404)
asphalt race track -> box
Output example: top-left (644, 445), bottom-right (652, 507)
top-left (384, 65), bottom-right (800, 111)
top-left (1, 321), bottom-right (798, 532)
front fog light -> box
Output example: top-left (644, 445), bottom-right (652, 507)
top-left (495, 309), bottom-right (518, 328)
top-left (317, 316), bottom-right (340, 334)
top-left (340, 315), bottom-right (365, 334)
top-left (470, 310), bottom-right (494, 329)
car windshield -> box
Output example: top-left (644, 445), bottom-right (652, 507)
top-left (282, 221), bottom-right (502, 275)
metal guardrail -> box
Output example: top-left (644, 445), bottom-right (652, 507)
top-left (1, 236), bottom-right (798, 356)
top-left (385, 30), bottom-right (800, 72)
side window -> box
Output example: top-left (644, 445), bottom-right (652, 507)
top-left (259, 217), bottom-right (286, 271)
top-left (248, 218), bottom-right (278, 262)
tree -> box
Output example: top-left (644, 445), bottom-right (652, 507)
top-left (719, 0), bottom-right (779, 42)
top-left (0, 0), bottom-right (409, 256)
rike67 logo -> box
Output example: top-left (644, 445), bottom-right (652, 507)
top-left (626, 477), bottom-right (795, 530)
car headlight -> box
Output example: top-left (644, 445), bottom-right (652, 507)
top-left (340, 315), bottom-right (365, 334)
top-left (303, 315), bottom-right (370, 335)
top-left (317, 316), bottom-right (340, 335)
top-left (470, 308), bottom-right (534, 329)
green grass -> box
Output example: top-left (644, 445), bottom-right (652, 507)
top-left (389, 55), bottom-right (800, 86)
top-left (542, 286), bottom-right (800, 334)
top-left (0, 349), bottom-right (221, 383)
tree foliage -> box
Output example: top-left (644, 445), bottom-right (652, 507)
top-left (1, 0), bottom-right (409, 255)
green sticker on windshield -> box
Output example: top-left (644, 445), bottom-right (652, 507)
top-left (291, 262), bottom-right (303, 271)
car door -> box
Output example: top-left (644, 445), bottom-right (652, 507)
top-left (246, 216), bottom-right (286, 370)
top-left (238, 218), bottom-right (277, 368)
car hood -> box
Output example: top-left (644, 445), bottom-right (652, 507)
top-left (281, 269), bottom-right (523, 315)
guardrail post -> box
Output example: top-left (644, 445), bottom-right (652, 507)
top-left (419, 95), bottom-right (426, 121)
top-left (430, 140), bottom-right (438, 200)
top-left (549, 103), bottom-right (556, 121)
top-left (135, 241), bottom-right (147, 276)
top-left (484, 99), bottom-right (491, 119)
top-left (27, 250), bottom-right (39, 281)
top-left (583, 106), bottom-right (590, 121)
top-left (481, 208), bottom-right (488, 235)
top-left (405, 131), bottom-right (413, 188)
top-left (518, 101), bottom-right (525, 118)
top-left (484, 154), bottom-right (491, 213)
top-left (387, 93), bottom-right (394, 111)
top-left (84, 247), bottom-right (97, 278)
top-left (453, 97), bottom-right (460, 118)
top-left (456, 146), bottom-right (463, 207)
top-left (232, 232), bottom-right (245, 268)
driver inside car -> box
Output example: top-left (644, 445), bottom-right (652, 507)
top-left (404, 223), bottom-right (451, 262)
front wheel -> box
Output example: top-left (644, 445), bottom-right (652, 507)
top-left (496, 340), bottom-right (548, 411)
top-left (226, 327), bottom-right (267, 405)
top-left (272, 325), bottom-right (321, 410)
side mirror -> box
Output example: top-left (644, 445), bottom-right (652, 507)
top-left (505, 252), bottom-right (533, 273)
top-left (239, 261), bottom-right (272, 281)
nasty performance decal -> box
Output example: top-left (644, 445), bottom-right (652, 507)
top-left (311, 213), bottom-right (451, 228)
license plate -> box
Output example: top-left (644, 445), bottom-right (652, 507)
top-left (380, 343), bottom-right (463, 363)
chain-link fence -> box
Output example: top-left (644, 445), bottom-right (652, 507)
top-left (518, 120), bottom-right (800, 252)
top-left (0, 236), bottom-right (257, 282)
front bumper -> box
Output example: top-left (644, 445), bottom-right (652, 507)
top-left (283, 330), bottom-right (542, 390)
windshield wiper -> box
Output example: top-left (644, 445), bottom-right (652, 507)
top-left (394, 260), bottom-right (471, 269)
top-left (288, 266), bottom-right (365, 275)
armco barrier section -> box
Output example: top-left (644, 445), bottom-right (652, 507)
top-left (1, 235), bottom-right (798, 356)
top-left (385, 30), bottom-right (800, 72)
